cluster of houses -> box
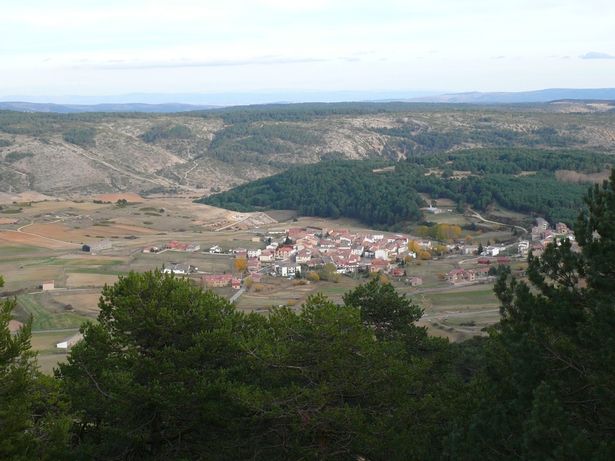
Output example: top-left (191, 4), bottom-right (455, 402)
top-left (143, 241), bottom-right (201, 254)
top-left (201, 273), bottom-right (242, 289)
top-left (525, 218), bottom-right (575, 256)
top-left (162, 263), bottom-right (198, 275)
top-left (232, 227), bottom-right (419, 278)
top-left (447, 267), bottom-right (492, 284)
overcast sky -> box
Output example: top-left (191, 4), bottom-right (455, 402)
top-left (1, 0), bottom-right (615, 100)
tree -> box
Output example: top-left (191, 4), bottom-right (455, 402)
top-left (0, 276), bottom-right (70, 460)
top-left (343, 278), bottom-right (424, 344)
top-left (318, 263), bottom-right (340, 282)
top-left (452, 170), bottom-right (615, 459)
top-left (477, 242), bottom-right (483, 255)
top-left (58, 271), bottom-right (255, 460)
top-left (241, 293), bottom-right (456, 460)
top-left (234, 257), bottom-right (248, 273)
top-left (408, 240), bottom-right (421, 253)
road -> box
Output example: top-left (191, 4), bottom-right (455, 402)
top-left (229, 287), bottom-right (246, 304)
top-left (469, 208), bottom-right (527, 234)
top-left (1, 218), bottom-right (82, 247)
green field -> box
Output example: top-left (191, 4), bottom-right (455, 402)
top-left (16, 294), bottom-right (92, 330)
top-left (420, 287), bottom-right (499, 308)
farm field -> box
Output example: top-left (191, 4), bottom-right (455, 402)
top-left (0, 194), bottom-right (520, 373)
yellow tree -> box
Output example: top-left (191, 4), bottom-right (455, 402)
top-left (234, 258), bottom-right (248, 273)
top-left (408, 240), bottom-right (421, 253)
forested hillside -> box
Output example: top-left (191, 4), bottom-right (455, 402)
top-left (1, 102), bottom-right (615, 197)
top-left (200, 149), bottom-right (611, 227)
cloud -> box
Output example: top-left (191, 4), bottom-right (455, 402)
top-left (87, 56), bottom-right (329, 70)
top-left (580, 51), bottom-right (615, 59)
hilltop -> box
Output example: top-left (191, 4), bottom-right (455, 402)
top-left (0, 101), bottom-right (614, 198)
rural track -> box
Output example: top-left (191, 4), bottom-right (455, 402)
top-left (229, 287), bottom-right (246, 304)
top-left (53, 140), bottom-right (198, 192)
top-left (468, 208), bottom-right (527, 234)
top-left (1, 218), bottom-right (81, 247)
top-left (182, 160), bottom-right (199, 182)
top-left (421, 308), bottom-right (500, 321)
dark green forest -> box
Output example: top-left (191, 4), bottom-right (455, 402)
top-left (3, 174), bottom-right (615, 459)
top-left (200, 148), bottom-right (609, 227)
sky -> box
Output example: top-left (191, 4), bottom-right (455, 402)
top-left (1, 0), bottom-right (615, 102)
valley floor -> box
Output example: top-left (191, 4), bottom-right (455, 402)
top-left (0, 193), bottom-right (527, 373)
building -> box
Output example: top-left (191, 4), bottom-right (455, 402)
top-left (41, 280), bottom-right (55, 291)
top-left (555, 222), bottom-right (570, 234)
top-left (275, 263), bottom-right (301, 277)
top-left (295, 249), bottom-right (312, 264)
top-left (163, 263), bottom-right (196, 275)
top-left (275, 245), bottom-right (294, 260)
top-left (259, 249), bottom-right (274, 262)
top-left (463, 245), bottom-right (479, 255)
top-left (56, 332), bottom-right (84, 350)
top-left (535, 217), bottom-right (549, 231)
top-left (447, 269), bottom-right (466, 283)
top-left (209, 245), bottom-right (222, 254)
top-left (166, 241), bottom-right (188, 251)
top-left (369, 259), bottom-right (390, 273)
top-left (447, 269), bottom-right (476, 283)
top-left (202, 274), bottom-right (233, 288)
top-left (484, 245), bottom-right (502, 257)
top-left (83, 239), bottom-right (112, 254)
top-left (247, 257), bottom-right (261, 272)
top-left (407, 276), bottom-right (423, 286)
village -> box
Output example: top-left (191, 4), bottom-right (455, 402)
top-left (0, 194), bottom-right (578, 371)
top-left (138, 216), bottom-right (576, 292)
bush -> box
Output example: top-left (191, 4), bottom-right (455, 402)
top-left (63, 127), bottom-right (96, 147)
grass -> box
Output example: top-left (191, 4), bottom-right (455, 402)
top-left (29, 257), bottom-right (124, 267)
top-left (0, 245), bottom-right (47, 259)
top-left (16, 294), bottom-right (92, 331)
top-left (31, 330), bottom-right (78, 352)
top-left (37, 352), bottom-right (68, 375)
top-left (67, 267), bottom-right (127, 275)
top-left (421, 287), bottom-right (498, 308)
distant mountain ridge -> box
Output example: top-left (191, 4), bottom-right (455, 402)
top-left (1, 88), bottom-right (615, 113)
top-left (410, 88), bottom-right (615, 104)
top-left (0, 101), bottom-right (218, 113)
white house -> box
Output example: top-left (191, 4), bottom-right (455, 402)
top-left (56, 333), bottom-right (84, 350)
top-left (41, 280), bottom-right (55, 291)
top-left (374, 249), bottom-right (389, 260)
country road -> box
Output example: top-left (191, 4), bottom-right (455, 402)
top-left (1, 218), bottom-right (82, 247)
top-left (469, 208), bottom-right (527, 234)
top-left (229, 287), bottom-right (246, 303)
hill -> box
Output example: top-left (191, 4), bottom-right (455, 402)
top-left (412, 88), bottom-right (615, 103)
top-left (1, 102), bottom-right (615, 197)
top-left (200, 149), bottom-right (612, 227)
top-left (0, 102), bottom-right (218, 113)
